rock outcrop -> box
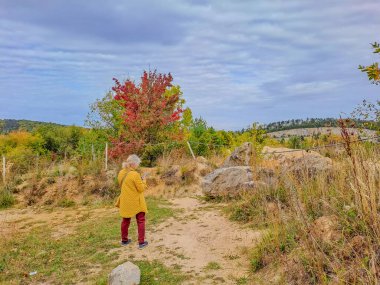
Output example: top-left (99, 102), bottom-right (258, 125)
top-left (222, 142), bottom-right (252, 167)
top-left (202, 142), bottom-right (333, 197)
top-left (109, 261), bottom-right (140, 285)
top-left (160, 158), bottom-right (214, 187)
top-left (262, 146), bottom-right (332, 176)
top-left (202, 143), bottom-right (265, 197)
top-left (202, 166), bottom-right (263, 197)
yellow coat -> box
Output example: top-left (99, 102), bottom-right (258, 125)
top-left (117, 168), bottom-right (148, 218)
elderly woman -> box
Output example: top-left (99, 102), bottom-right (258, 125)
top-left (117, 154), bottom-right (148, 249)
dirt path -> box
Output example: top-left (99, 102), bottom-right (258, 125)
top-left (1, 196), bottom-right (261, 284)
top-left (113, 197), bottom-right (261, 284)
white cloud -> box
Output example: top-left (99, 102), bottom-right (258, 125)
top-left (285, 80), bottom-right (343, 95)
top-left (0, 0), bottom-right (379, 128)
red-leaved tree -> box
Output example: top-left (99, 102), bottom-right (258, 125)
top-left (108, 70), bottom-right (184, 158)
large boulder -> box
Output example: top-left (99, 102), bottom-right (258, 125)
top-left (202, 166), bottom-right (264, 197)
top-left (222, 142), bottom-right (253, 168)
top-left (262, 146), bottom-right (332, 176)
top-left (109, 261), bottom-right (140, 285)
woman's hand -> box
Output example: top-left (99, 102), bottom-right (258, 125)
top-left (141, 172), bottom-right (150, 180)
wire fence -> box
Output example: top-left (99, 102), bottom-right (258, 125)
top-left (1, 142), bottom-right (110, 185)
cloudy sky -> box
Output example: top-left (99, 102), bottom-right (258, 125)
top-left (0, 0), bottom-right (379, 129)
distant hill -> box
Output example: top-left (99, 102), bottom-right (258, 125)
top-left (267, 127), bottom-right (377, 139)
top-left (260, 118), bottom-right (377, 133)
top-left (0, 119), bottom-right (64, 134)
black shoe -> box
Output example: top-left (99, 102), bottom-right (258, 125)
top-left (138, 241), bottom-right (148, 249)
top-left (121, 239), bottom-right (132, 246)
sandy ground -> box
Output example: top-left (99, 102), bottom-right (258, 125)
top-left (113, 197), bottom-right (261, 284)
top-left (0, 206), bottom-right (113, 240)
top-left (1, 197), bottom-right (261, 284)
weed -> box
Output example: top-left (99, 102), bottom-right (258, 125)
top-left (236, 276), bottom-right (249, 284)
top-left (57, 199), bottom-right (76, 208)
top-left (0, 185), bottom-right (15, 209)
top-left (204, 261), bottom-right (221, 270)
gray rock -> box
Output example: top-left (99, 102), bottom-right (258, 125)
top-left (108, 261), bottom-right (140, 285)
top-left (262, 146), bottom-right (332, 176)
top-left (202, 166), bottom-right (261, 197)
top-left (222, 142), bottom-right (253, 167)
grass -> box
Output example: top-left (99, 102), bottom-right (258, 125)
top-left (223, 144), bottom-right (380, 284)
top-left (249, 221), bottom-right (298, 272)
top-left (0, 189), bottom-right (15, 209)
top-left (204, 261), bottom-right (221, 271)
top-left (0, 197), bottom-right (184, 284)
top-left (57, 198), bottom-right (76, 208)
top-left (0, 183), bottom-right (16, 209)
top-left (136, 260), bottom-right (187, 285)
top-left (236, 276), bottom-right (249, 285)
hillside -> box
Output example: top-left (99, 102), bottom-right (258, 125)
top-left (0, 119), bottom-right (64, 133)
top-left (260, 118), bottom-right (375, 133)
top-left (267, 127), bottom-right (377, 139)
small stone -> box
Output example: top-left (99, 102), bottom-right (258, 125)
top-left (108, 261), bottom-right (140, 285)
top-left (311, 215), bottom-right (339, 243)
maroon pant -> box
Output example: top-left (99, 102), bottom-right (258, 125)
top-left (121, 212), bottom-right (145, 244)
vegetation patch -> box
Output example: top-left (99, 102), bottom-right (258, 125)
top-left (0, 189), bottom-right (15, 209)
top-left (57, 198), bottom-right (76, 208)
top-left (0, 197), bottom-right (176, 284)
top-left (204, 261), bottom-right (222, 271)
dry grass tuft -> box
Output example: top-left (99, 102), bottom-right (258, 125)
top-left (228, 141), bottom-right (380, 284)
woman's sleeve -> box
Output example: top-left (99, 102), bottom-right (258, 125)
top-left (133, 172), bottom-right (147, 193)
top-left (117, 170), bottom-right (124, 186)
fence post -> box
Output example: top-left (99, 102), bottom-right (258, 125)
top-left (92, 144), bottom-right (95, 161)
top-left (105, 142), bottom-right (108, 171)
top-left (2, 155), bottom-right (5, 184)
top-left (36, 153), bottom-right (39, 174)
top-left (187, 141), bottom-right (196, 160)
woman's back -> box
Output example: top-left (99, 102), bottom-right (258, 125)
top-left (118, 168), bottom-right (147, 218)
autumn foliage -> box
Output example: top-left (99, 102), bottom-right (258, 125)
top-left (359, 42), bottom-right (380, 85)
top-left (109, 70), bottom-right (184, 158)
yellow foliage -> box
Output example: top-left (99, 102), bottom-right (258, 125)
top-left (0, 131), bottom-right (44, 155)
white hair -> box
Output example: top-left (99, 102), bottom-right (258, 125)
top-left (123, 154), bottom-right (141, 168)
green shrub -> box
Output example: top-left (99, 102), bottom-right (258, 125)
top-left (227, 194), bottom-right (268, 226)
top-left (141, 144), bottom-right (166, 167)
top-left (250, 222), bottom-right (299, 272)
top-left (0, 188), bottom-right (15, 209)
top-left (57, 199), bottom-right (76, 208)
top-left (204, 261), bottom-right (221, 270)
top-left (141, 142), bottom-right (183, 167)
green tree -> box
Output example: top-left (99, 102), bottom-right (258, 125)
top-left (86, 91), bottom-right (124, 138)
top-left (353, 42), bottom-right (380, 130)
top-left (359, 42), bottom-right (380, 85)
